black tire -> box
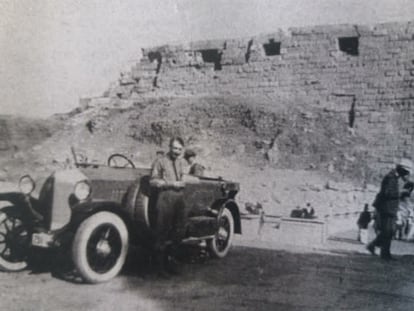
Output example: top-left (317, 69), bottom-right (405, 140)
top-left (0, 207), bottom-right (30, 272)
top-left (207, 208), bottom-right (234, 259)
top-left (72, 212), bottom-right (128, 283)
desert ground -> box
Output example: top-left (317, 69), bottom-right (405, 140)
top-left (1, 218), bottom-right (414, 311)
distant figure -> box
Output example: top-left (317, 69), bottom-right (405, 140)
top-left (394, 209), bottom-right (405, 240)
top-left (406, 204), bottom-right (414, 241)
top-left (357, 203), bottom-right (372, 244)
top-left (156, 150), bottom-right (165, 159)
top-left (395, 192), bottom-right (412, 240)
top-left (290, 206), bottom-right (304, 218)
top-left (184, 149), bottom-right (205, 177)
top-left (245, 202), bottom-right (263, 215)
top-left (302, 203), bottom-right (316, 219)
top-left (367, 158), bottom-right (413, 260)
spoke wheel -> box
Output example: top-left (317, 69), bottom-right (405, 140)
top-left (72, 212), bottom-right (128, 283)
top-left (207, 208), bottom-right (234, 259)
top-left (0, 208), bottom-right (30, 271)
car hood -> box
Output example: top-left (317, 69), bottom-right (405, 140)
top-left (79, 166), bottom-right (150, 182)
top-left (79, 166), bottom-right (151, 203)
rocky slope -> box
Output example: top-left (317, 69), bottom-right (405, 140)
top-left (0, 115), bottom-right (62, 181)
top-left (0, 95), bottom-right (379, 217)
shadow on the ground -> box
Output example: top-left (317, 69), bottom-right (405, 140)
top-left (398, 254), bottom-right (414, 264)
top-left (328, 236), bottom-right (362, 245)
top-left (122, 244), bottom-right (212, 279)
top-left (24, 242), bottom-right (414, 288)
top-left (25, 243), bottom-right (213, 284)
top-left (28, 249), bottom-right (84, 284)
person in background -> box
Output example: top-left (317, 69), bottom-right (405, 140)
top-left (302, 202), bottom-right (316, 219)
top-left (357, 203), bottom-right (372, 244)
top-left (406, 204), bottom-right (414, 241)
top-left (367, 158), bottom-right (413, 260)
top-left (156, 150), bottom-right (165, 159)
top-left (394, 209), bottom-right (405, 240)
top-left (396, 190), bottom-right (412, 240)
top-left (290, 206), bottom-right (304, 218)
top-left (184, 148), bottom-right (205, 177)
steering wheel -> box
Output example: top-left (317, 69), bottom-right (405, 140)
top-left (107, 154), bottom-right (136, 168)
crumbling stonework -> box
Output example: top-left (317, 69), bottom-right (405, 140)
top-left (88, 21), bottom-right (414, 176)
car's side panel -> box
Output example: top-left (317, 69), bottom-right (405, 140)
top-left (80, 167), bottom-right (151, 205)
top-left (80, 167), bottom-right (150, 183)
top-left (183, 181), bottom-right (225, 217)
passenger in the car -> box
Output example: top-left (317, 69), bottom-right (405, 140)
top-left (184, 148), bottom-right (205, 177)
top-left (150, 136), bottom-right (187, 275)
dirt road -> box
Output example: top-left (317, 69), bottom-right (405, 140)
top-left (1, 244), bottom-right (414, 311)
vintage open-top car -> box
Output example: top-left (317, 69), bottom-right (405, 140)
top-left (0, 153), bottom-right (241, 283)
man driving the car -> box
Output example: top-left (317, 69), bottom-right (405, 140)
top-left (150, 136), bottom-right (187, 275)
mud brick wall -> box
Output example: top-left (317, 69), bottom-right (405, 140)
top-left (98, 21), bottom-right (414, 175)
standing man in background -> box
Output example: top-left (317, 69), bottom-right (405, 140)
top-left (367, 158), bottom-right (413, 260)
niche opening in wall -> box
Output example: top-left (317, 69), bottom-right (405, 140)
top-left (263, 39), bottom-right (281, 56)
top-left (338, 37), bottom-right (359, 56)
top-left (199, 49), bottom-right (222, 71)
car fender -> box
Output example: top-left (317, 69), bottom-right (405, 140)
top-left (212, 198), bottom-right (242, 234)
top-left (0, 192), bottom-right (26, 207)
top-left (70, 201), bottom-right (133, 233)
top-left (0, 192), bottom-right (41, 223)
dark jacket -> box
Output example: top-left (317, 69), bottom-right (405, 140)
top-left (150, 152), bottom-right (186, 187)
top-left (373, 169), bottom-right (400, 216)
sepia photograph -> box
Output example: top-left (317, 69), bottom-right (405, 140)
top-left (1, 0), bottom-right (414, 310)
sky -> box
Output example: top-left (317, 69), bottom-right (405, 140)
top-left (1, 0), bottom-right (414, 117)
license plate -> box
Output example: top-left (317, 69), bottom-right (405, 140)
top-left (31, 233), bottom-right (53, 248)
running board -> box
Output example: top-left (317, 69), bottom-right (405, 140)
top-left (181, 235), bottom-right (215, 243)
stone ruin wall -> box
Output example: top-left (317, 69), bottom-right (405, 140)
top-left (86, 21), bottom-right (414, 176)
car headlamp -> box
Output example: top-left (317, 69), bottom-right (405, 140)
top-left (74, 180), bottom-right (91, 201)
top-left (19, 175), bottom-right (35, 195)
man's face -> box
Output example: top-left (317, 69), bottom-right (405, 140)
top-left (170, 141), bottom-right (184, 159)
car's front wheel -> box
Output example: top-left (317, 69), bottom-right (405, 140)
top-left (72, 212), bottom-right (129, 283)
top-left (207, 208), bottom-right (234, 259)
top-left (0, 207), bottom-right (30, 272)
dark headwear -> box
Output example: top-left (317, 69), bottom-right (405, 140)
top-left (397, 158), bottom-right (413, 174)
top-left (184, 149), bottom-right (196, 160)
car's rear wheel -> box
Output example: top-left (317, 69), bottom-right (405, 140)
top-left (207, 208), bottom-right (234, 258)
top-left (72, 212), bottom-right (128, 283)
top-left (0, 207), bottom-right (30, 272)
